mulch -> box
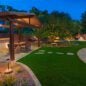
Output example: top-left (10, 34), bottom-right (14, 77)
top-left (0, 62), bottom-right (35, 86)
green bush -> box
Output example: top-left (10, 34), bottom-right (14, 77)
top-left (3, 75), bottom-right (16, 86)
top-left (0, 80), bottom-right (3, 86)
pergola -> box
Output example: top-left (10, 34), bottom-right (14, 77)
top-left (0, 12), bottom-right (42, 61)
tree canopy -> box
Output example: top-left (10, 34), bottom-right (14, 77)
top-left (0, 5), bottom-right (86, 39)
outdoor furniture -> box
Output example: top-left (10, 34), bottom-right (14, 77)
top-left (14, 42), bottom-right (25, 47)
top-left (8, 42), bottom-right (26, 53)
top-left (51, 42), bottom-right (57, 47)
top-left (51, 40), bottom-right (69, 47)
top-left (14, 42), bottom-right (26, 53)
top-left (56, 41), bottom-right (69, 47)
top-left (14, 42), bottom-right (31, 53)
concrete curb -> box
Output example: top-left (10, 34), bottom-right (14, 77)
top-left (16, 62), bottom-right (42, 86)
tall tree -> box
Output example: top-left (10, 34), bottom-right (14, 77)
top-left (0, 5), bottom-right (5, 12)
top-left (81, 11), bottom-right (86, 33)
top-left (70, 20), bottom-right (82, 35)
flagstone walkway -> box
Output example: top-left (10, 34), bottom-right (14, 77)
top-left (0, 45), bottom-right (39, 62)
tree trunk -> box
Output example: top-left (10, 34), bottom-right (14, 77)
top-left (37, 36), bottom-right (41, 47)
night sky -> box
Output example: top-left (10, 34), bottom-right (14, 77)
top-left (0, 0), bottom-right (86, 20)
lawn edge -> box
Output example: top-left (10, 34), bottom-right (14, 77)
top-left (16, 62), bottom-right (42, 86)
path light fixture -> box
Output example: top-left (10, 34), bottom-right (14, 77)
top-left (4, 58), bottom-right (13, 74)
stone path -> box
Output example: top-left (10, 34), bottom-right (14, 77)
top-left (34, 50), bottom-right (74, 56)
top-left (77, 48), bottom-right (86, 63)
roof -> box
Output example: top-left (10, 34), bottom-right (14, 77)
top-left (0, 12), bottom-right (42, 28)
top-left (0, 12), bottom-right (34, 18)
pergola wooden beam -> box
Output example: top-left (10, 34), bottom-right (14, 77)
top-left (9, 18), bottom-right (41, 28)
top-left (0, 19), bottom-right (41, 28)
top-left (0, 12), bottom-right (35, 19)
top-left (0, 12), bottom-right (42, 28)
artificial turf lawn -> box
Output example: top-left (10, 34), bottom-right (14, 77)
top-left (18, 41), bottom-right (86, 86)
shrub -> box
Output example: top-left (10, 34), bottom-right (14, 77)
top-left (3, 75), bottom-right (16, 86)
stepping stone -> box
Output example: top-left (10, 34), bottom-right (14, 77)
top-left (74, 43), bottom-right (79, 46)
top-left (67, 52), bottom-right (74, 55)
top-left (37, 50), bottom-right (45, 53)
top-left (56, 52), bottom-right (64, 55)
top-left (47, 52), bottom-right (53, 54)
top-left (34, 52), bottom-right (44, 54)
top-left (39, 50), bottom-right (45, 52)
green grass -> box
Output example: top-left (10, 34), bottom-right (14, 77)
top-left (18, 41), bottom-right (86, 86)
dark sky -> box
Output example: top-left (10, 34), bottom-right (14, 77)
top-left (0, 0), bottom-right (86, 20)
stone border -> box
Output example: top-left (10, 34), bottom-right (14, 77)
top-left (17, 62), bottom-right (42, 86)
